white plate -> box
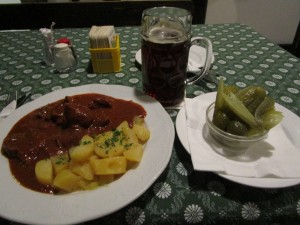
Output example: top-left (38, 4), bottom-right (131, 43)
top-left (0, 84), bottom-right (175, 225)
top-left (176, 92), bottom-right (300, 188)
top-left (135, 45), bottom-right (215, 73)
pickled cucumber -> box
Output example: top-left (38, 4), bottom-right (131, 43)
top-left (226, 120), bottom-right (248, 136)
top-left (213, 110), bottom-right (229, 130)
top-left (254, 96), bottom-right (275, 119)
top-left (213, 81), bottom-right (238, 127)
top-left (224, 85), bottom-right (239, 95)
top-left (254, 96), bottom-right (283, 129)
top-left (215, 78), bottom-right (224, 110)
top-left (222, 92), bottom-right (258, 128)
top-left (260, 110), bottom-right (283, 130)
top-left (211, 79), bottom-right (283, 136)
top-left (236, 86), bottom-right (266, 114)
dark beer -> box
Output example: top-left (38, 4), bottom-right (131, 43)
top-left (141, 27), bottom-right (190, 106)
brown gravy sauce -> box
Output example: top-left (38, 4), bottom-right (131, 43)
top-left (1, 93), bottom-right (146, 194)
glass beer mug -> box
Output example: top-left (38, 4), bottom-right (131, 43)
top-left (141, 7), bottom-right (213, 107)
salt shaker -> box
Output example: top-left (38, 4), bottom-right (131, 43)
top-left (39, 25), bottom-right (55, 66)
top-left (53, 43), bottom-right (76, 73)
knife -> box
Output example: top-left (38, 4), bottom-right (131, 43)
top-left (16, 92), bottom-right (32, 108)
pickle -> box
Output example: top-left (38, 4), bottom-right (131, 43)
top-left (260, 109), bottom-right (284, 130)
top-left (246, 87), bottom-right (266, 114)
top-left (236, 86), bottom-right (256, 105)
top-left (213, 79), bottom-right (226, 129)
top-left (213, 110), bottom-right (229, 130)
top-left (214, 81), bottom-right (238, 119)
top-left (224, 85), bottom-right (239, 95)
top-left (255, 96), bottom-right (275, 120)
top-left (222, 92), bottom-right (258, 128)
top-left (212, 79), bottom-right (283, 136)
top-left (226, 120), bottom-right (248, 136)
top-left (236, 86), bottom-right (266, 114)
top-left (215, 78), bottom-right (224, 110)
top-left (247, 127), bottom-right (266, 136)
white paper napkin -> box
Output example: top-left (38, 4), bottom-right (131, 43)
top-left (0, 100), bottom-right (16, 121)
top-left (185, 97), bottom-right (300, 178)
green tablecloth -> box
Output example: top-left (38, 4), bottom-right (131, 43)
top-left (0, 24), bottom-right (300, 225)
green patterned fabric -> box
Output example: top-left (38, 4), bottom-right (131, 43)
top-left (0, 24), bottom-right (300, 225)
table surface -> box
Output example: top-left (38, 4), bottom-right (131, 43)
top-left (0, 24), bottom-right (300, 225)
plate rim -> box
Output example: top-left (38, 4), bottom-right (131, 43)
top-left (0, 84), bottom-right (175, 225)
top-left (176, 92), bottom-right (300, 188)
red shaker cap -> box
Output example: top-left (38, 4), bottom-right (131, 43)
top-left (57, 37), bottom-right (71, 45)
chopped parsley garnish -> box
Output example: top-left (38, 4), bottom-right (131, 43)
top-left (97, 130), bottom-right (132, 154)
top-left (55, 156), bottom-right (68, 165)
top-left (81, 140), bottom-right (92, 145)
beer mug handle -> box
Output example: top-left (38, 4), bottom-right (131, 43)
top-left (186, 37), bottom-right (213, 85)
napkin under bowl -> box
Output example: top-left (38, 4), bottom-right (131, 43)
top-left (185, 97), bottom-right (300, 179)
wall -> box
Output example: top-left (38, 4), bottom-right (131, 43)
top-left (0, 0), bottom-right (20, 3)
top-left (205, 0), bottom-right (300, 44)
top-left (1, 0), bottom-right (299, 45)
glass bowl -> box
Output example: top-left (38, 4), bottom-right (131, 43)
top-left (206, 103), bottom-right (268, 156)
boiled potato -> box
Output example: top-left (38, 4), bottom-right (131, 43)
top-left (53, 169), bottom-right (81, 192)
top-left (77, 179), bottom-right (90, 190)
top-left (90, 156), bottom-right (127, 175)
top-left (94, 131), bottom-right (125, 158)
top-left (116, 121), bottom-right (139, 145)
top-left (70, 162), bottom-right (94, 181)
top-left (123, 143), bottom-right (143, 162)
top-left (132, 123), bottom-right (150, 142)
top-left (133, 116), bottom-right (144, 125)
top-left (86, 181), bottom-right (100, 190)
top-left (35, 159), bottom-right (53, 185)
top-left (50, 153), bottom-right (69, 175)
top-left (77, 179), bottom-right (100, 190)
top-left (69, 135), bottom-right (94, 162)
top-left (35, 119), bottom-right (150, 194)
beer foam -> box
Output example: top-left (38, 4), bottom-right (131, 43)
top-left (148, 27), bottom-right (187, 44)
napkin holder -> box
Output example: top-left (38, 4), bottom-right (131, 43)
top-left (89, 35), bottom-right (121, 73)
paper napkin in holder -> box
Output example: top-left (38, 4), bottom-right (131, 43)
top-left (185, 97), bottom-right (300, 179)
top-left (89, 25), bottom-right (121, 73)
